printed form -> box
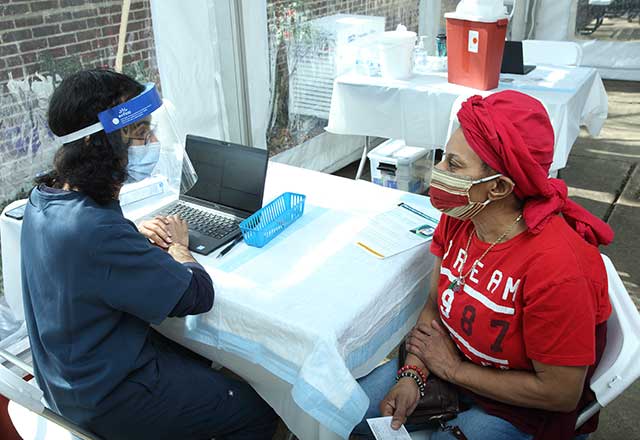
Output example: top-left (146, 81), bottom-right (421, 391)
top-left (356, 203), bottom-right (439, 259)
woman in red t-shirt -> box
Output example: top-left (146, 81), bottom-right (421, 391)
top-left (353, 91), bottom-right (613, 440)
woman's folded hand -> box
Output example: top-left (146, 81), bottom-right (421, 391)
top-left (406, 320), bottom-right (463, 383)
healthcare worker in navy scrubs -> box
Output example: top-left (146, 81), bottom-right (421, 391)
top-left (20, 69), bottom-right (277, 440)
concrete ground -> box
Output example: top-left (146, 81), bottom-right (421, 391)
top-left (334, 79), bottom-right (640, 439)
top-left (590, 16), bottom-right (640, 41)
top-left (563, 80), bottom-right (640, 440)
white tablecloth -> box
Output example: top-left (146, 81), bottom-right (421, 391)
top-left (155, 162), bottom-right (439, 440)
top-left (0, 163), bottom-right (439, 439)
top-left (327, 66), bottom-right (608, 172)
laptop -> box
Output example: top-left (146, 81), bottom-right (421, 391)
top-left (155, 135), bottom-right (268, 255)
top-left (501, 41), bottom-right (536, 75)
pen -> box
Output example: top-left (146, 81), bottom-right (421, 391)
top-left (398, 202), bottom-right (439, 225)
top-left (216, 235), bottom-right (243, 259)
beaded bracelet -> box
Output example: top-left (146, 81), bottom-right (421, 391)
top-left (396, 370), bottom-right (423, 388)
top-left (396, 370), bottom-right (426, 398)
top-left (397, 364), bottom-right (427, 384)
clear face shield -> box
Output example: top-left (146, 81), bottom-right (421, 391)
top-left (54, 83), bottom-right (197, 198)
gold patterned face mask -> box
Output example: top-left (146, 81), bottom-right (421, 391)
top-left (429, 168), bottom-right (502, 220)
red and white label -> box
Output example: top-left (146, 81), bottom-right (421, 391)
top-left (468, 30), bottom-right (479, 53)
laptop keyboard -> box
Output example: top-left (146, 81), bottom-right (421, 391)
top-left (163, 203), bottom-right (241, 239)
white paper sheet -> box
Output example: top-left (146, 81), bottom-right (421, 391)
top-left (366, 417), bottom-right (413, 440)
top-left (356, 202), bottom-right (438, 259)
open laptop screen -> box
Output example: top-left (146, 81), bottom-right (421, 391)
top-left (500, 41), bottom-right (534, 75)
top-left (183, 135), bottom-right (268, 215)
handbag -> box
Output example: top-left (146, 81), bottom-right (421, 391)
top-left (398, 340), bottom-right (462, 430)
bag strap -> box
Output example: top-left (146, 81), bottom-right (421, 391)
top-left (439, 419), bottom-right (468, 440)
top-left (450, 426), bottom-right (468, 440)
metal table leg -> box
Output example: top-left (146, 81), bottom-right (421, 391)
top-left (355, 136), bottom-right (371, 180)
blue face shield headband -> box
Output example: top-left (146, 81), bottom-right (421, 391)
top-left (55, 83), bottom-right (163, 145)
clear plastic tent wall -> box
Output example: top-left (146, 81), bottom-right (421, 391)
top-left (150, 0), bottom-right (230, 146)
top-left (531, 0), bottom-right (640, 81)
top-left (152, 0), bottom-right (424, 173)
top-left (264, 1), bottom-right (422, 168)
top-left (0, 1), bottom-right (162, 208)
top-left (0, 74), bottom-right (57, 205)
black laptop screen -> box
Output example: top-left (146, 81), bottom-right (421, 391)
top-left (183, 135), bottom-right (268, 214)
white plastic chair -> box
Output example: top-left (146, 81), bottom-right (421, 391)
top-left (575, 254), bottom-right (640, 428)
top-left (0, 349), bottom-right (100, 440)
top-left (522, 40), bottom-right (583, 67)
top-left (410, 254), bottom-right (640, 438)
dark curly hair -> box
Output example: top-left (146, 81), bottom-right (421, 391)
top-left (38, 69), bottom-right (145, 205)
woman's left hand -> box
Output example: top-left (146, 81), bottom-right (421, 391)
top-left (405, 320), bottom-right (462, 383)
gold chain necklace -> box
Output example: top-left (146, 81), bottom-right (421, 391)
top-left (449, 214), bottom-right (523, 293)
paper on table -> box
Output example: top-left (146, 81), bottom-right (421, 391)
top-left (499, 66), bottom-right (591, 93)
top-left (356, 203), bottom-right (438, 259)
top-left (366, 417), bottom-right (412, 440)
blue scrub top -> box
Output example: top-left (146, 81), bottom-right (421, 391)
top-left (21, 186), bottom-right (193, 422)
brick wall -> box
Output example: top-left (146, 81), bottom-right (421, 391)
top-left (0, 0), bottom-right (157, 87)
top-left (0, 0), bottom-right (158, 206)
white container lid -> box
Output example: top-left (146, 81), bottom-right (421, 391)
top-left (445, 0), bottom-right (508, 23)
top-left (368, 139), bottom-right (429, 165)
top-left (377, 24), bottom-right (417, 47)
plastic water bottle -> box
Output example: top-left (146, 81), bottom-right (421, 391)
top-left (414, 36), bottom-right (433, 74)
top-left (436, 33), bottom-right (447, 57)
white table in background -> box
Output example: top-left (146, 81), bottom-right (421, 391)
top-left (155, 162), bottom-right (440, 440)
top-left (327, 66), bottom-right (608, 173)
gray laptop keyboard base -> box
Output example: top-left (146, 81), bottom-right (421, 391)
top-left (161, 202), bottom-right (241, 239)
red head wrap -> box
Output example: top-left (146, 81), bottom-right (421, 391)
top-left (457, 90), bottom-right (613, 246)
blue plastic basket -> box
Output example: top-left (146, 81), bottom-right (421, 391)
top-left (239, 192), bottom-right (306, 248)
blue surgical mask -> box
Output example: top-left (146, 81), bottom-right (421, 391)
top-left (126, 142), bottom-right (161, 182)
